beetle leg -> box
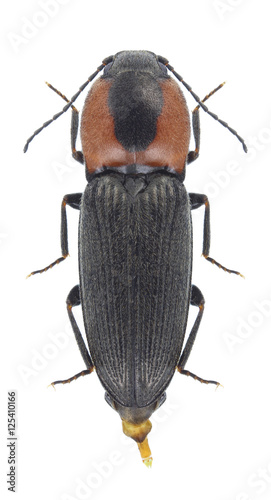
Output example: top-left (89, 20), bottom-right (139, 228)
top-left (45, 82), bottom-right (84, 164)
top-left (50, 368), bottom-right (93, 388)
top-left (166, 62), bottom-right (247, 153)
top-left (50, 285), bottom-right (94, 388)
top-left (71, 106), bottom-right (84, 164)
top-left (67, 285), bottom-right (93, 369)
top-left (187, 82), bottom-right (226, 164)
top-left (27, 193), bottom-right (82, 277)
top-left (177, 285), bottom-right (221, 387)
top-left (178, 285), bottom-right (204, 369)
top-left (24, 62), bottom-right (105, 153)
top-left (187, 105), bottom-right (200, 164)
top-left (189, 192), bottom-right (244, 277)
top-left (178, 369), bottom-right (221, 388)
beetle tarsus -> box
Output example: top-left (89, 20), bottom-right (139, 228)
top-left (188, 82), bottom-right (226, 164)
top-left (49, 367), bottom-right (94, 388)
top-left (45, 82), bottom-right (85, 164)
top-left (165, 63), bottom-right (247, 152)
top-left (45, 81), bottom-right (79, 113)
top-left (26, 254), bottom-right (69, 278)
top-left (178, 368), bottom-right (221, 388)
top-left (203, 254), bottom-right (244, 278)
top-left (24, 63), bottom-right (106, 152)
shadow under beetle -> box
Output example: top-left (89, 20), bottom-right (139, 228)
top-left (24, 50), bottom-right (246, 467)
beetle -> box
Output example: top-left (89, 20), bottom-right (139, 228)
top-left (24, 50), bottom-right (246, 467)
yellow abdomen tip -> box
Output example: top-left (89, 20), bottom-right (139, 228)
top-left (138, 437), bottom-right (152, 467)
top-left (143, 456), bottom-right (153, 468)
top-left (122, 419), bottom-right (153, 466)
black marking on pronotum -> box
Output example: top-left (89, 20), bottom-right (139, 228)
top-left (107, 72), bottom-right (164, 151)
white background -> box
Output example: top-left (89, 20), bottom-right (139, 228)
top-left (1, 1), bottom-right (271, 499)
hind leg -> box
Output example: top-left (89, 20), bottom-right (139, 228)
top-left (50, 285), bottom-right (94, 387)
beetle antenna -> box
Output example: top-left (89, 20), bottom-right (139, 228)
top-left (23, 60), bottom-right (109, 153)
top-left (164, 61), bottom-right (247, 153)
top-left (193, 81), bottom-right (226, 112)
top-left (45, 82), bottom-right (79, 112)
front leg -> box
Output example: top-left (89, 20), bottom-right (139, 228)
top-left (27, 193), bottom-right (82, 277)
top-left (187, 82), bottom-right (225, 164)
top-left (46, 82), bottom-right (84, 164)
top-left (189, 192), bottom-right (244, 277)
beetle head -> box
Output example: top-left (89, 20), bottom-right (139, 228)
top-left (102, 50), bottom-right (169, 79)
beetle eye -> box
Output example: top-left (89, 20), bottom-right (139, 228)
top-left (158, 62), bottom-right (168, 75)
top-left (103, 62), bottom-right (113, 75)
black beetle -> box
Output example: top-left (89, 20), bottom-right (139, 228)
top-left (24, 50), bottom-right (246, 467)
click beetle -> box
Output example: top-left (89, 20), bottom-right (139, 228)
top-left (24, 50), bottom-right (246, 467)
